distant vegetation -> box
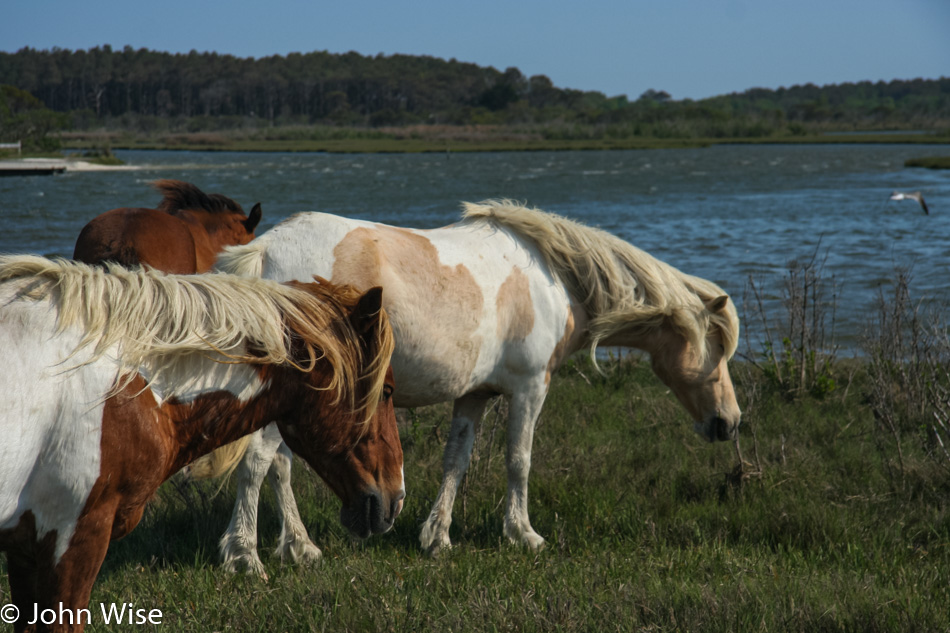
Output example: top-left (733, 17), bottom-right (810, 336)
top-left (905, 156), bottom-right (950, 169)
top-left (1, 46), bottom-right (949, 150)
top-left (0, 84), bottom-right (68, 152)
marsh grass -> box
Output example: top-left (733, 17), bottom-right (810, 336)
top-left (862, 268), bottom-right (950, 485)
top-left (905, 156), bottom-right (950, 170)
top-left (742, 243), bottom-right (842, 401)
top-left (57, 128), bottom-right (944, 155)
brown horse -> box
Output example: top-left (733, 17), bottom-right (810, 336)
top-left (0, 256), bottom-right (402, 633)
top-left (73, 180), bottom-right (262, 273)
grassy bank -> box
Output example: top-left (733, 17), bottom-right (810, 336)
top-left (57, 127), bottom-right (950, 154)
top-left (3, 353), bottom-right (946, 632)
top-left (905, 156), bottom-right (950, 169)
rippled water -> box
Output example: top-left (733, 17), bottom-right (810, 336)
top-left (2, 144), bottom-right (948, 351)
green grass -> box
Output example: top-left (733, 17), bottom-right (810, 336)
top-left (57, 129), bottom-right (950, 154)
top-left (905, 156), bottom-right (950, 169)
top-left (3, 357), bottom-right (949, 632)
top-left (60, 135), bottom-right (715, 153)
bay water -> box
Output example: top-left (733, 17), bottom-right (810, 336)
top-left (2, 144), bottom-right (948, 353)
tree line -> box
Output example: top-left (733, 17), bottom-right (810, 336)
top-left (0, 45), bottom-right (586, 125)
top-left (1, 45), bottom-right (948, 137)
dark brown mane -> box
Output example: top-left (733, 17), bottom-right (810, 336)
top-left (154, 179), bottom-right (245, 215)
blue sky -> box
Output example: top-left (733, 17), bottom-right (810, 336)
top-left (3, 0), bottom-right (948, 101)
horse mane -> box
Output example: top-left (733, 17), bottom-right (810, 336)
top-left (214, 226), bottom-right (395, 419)
top-left (154, 179), bottom-right (245, 215)
top-left (461, 200), bottom-right (740, 362)
top-left (0, 255), bottom-right (393, 426)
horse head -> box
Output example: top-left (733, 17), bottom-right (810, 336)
top-left (152, 179), bottom-right (263, 253)
top-left (647, 295), bottom-right (742, 443)
top-left (212, 201), bottom-right (262, 248)
top-left (275, 285), bottom-right (404, 538)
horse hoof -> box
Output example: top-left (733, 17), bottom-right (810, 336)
top-left (222, 553), bottom-right (268, 579)
top-left (278, 541), bottom-right (323, 566)
top-left (425, 540), bottom-right (452, 558)
top-left (527, 536), bottom-right (547, 551)
top-left (507, 529), bottom-right (546, 551)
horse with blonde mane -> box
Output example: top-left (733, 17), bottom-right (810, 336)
top-left (0, 256), bottom-right (402, 632)
top-left (199, 200), bottom-right (740, 566)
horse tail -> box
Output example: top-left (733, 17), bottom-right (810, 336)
top-left (215, 239), bottom-right (266, 277)
top-left (187, 436), bottom-right (252, 480)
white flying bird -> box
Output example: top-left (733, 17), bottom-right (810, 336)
top-left (889, 191), bottom-right (929, 215)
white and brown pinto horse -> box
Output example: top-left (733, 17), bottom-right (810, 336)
top-left (203, 200), bottom-right (740, 564)
top-left (0, 256), bottom-right (402, 633)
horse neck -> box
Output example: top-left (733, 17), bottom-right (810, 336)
top-left (599, 322), bottom-right (677, 357)
top-left (173, 209), bottom-right (232, 270)
top-left (156, 364), bottom-right (294, 474)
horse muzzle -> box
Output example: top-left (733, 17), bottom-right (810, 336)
top-left (340, 489), bottom-right (405, 538)
top-left (694, 415), bottom-right (739, 443)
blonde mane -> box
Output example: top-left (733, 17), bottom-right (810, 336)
top-left (461, 201), bottom-right (740, 362)
top-left (0, 255), bottom-right (393, 426)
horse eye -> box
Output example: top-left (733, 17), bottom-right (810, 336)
top-left (383, 385), bottom-right (394, 400)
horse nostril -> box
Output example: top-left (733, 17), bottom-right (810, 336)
top-left (715, 416), bottom-right (738, 441)
top-left (391, 490), bottom-right (406, 521)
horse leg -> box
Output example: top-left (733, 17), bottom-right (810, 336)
top-left (219, 424), bottom-right (281, 578)
top-left (503, 379), bottom-right (548, 550)
top-left (29, 505), bottom-right (116, 632)
top-left (419, 393), bottom-right (491, 556)
top-left (6, 552), bottom-right (37, 633)
top-left (269, 440), bottom-right (322, 565)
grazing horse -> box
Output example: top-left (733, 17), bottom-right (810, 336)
top-left (200, 200), bottom-right (740, 566)
top-left (73, 179), bottom-right (262, 273)
top-left (0, 256), bottom-right (402, 633)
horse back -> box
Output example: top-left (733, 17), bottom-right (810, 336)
top-left (74, 207), bottom-right (200, 273)
top-left (256, 214), bottom-right (580, 405)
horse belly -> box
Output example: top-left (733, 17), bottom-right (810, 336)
top-left (388, 342), bottom-right (482, 407)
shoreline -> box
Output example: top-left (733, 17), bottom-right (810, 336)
top-left (0, 157), bottom-right (142, 173)
top-left (3, 135), bottom-right (948, 172)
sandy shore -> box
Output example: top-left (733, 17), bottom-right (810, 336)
top-left (0, 158), bottom-right (141, 172)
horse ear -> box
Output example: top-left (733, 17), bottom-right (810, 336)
top-left (351, 286), bottom-right (384, 335)
top-left (706, 295), bottom-right (729, 313)
top-left (244, 203), bottom-right (262, 232)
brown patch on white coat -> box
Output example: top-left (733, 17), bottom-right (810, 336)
top-left (332, 225), bottom-right (484, 403)
top-left (496, 266), bottom-right (535, 341)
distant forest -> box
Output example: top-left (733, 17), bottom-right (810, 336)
top-left (2, 45), bottom-right (949, 140)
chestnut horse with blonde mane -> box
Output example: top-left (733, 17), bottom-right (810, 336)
top-left (197, 200), bottom-right (741, 570)
top-left (0, 256), bottom-right (402, 633)
top-left (73, 179), bottom-right (262, 273)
